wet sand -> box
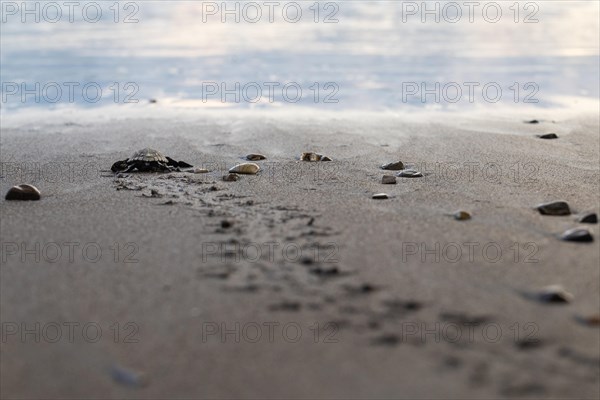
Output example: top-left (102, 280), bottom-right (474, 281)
top-left (1, 107), bottom-right (599, 399)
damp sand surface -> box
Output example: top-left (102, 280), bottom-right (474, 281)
top-left (1, 108), bottom-right (599, 399)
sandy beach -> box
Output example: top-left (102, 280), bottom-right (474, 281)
top-left (1, 106), bottom-right (598, 399)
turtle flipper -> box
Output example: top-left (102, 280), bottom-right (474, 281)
top-left (122, 163), bottom-right (138, 173)
top-left (146, 161), bottom-right (171, 173)
top-left (166, 157), bottom-right (193, 169)
top-left (177, 160), bottom-right (193, 168)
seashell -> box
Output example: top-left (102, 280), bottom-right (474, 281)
top-left (537, 133), bottom-right (558, 139)
top-left (301, 152), bottom-right (331, 162)
top-left (453, 211), bottom-right (471, 220)
top-left (560, 228), bottom-right (594, 242)
top-left (536, 201), bottom-right (570, 216)
top-left (5, 184), bottom-right (41, 201)
top-left (579, 213), bottom-right (597, 224)
top-left (381, 161), bottom-right (404, 171)
top-left (397, 169), bottom-right (423, 178)
top-left (381, 175), bottom-right (396, 184)
top-left (372, 193), bottom-right (389, 200)
top-left (246, 154), bottom-right (266, 161)
top-left (537, 285), bottom-right (573, 303)
top-left (229, 163), bottom-right (260, 175)
top-left (223, 173), bottom-right (239, 182)
top-left (192, 168), bottom-right (210, 174)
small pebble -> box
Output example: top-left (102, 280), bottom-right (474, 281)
top-left (149, 99), bottom-right (157, 104)
top-left (246, 154), bottom-right (266, 161)
top-left (300, 152), bottom-right (331, 162)
top-left (300, 256), bottom-right (314, 265)
top-left (143, 189), bottom-right (162, 198)
top-left (381, 175), bottom-right (396, 184)
top-left (579, 213), bottom-right (598, 224)
top-left (536, 201), bottom-right (571, 216)
top-left (515, 338), bottom-right (543, 350)
top-left (371, 334), bottom-right (400, 346)
top-left (5, 184), bottom-right (41, 201)
top-left (380, 161), bottom-right (404, 171)
top-left (453, 211), bottom-right (471, 220)
top-left (310, 266), bottom-right (340, 277)
top-left (268, 301), bottom-right (301, 312)
top-left (397, 169), bottom-right (423, 178)
top-left (538, 133), bottom-right (558, 139)
top-left (360, 284), bottom-right (376, 293)
top-left (560, 228), bottom-right (594, 242)
top-left (111, 365), bottom-right (147, 388)
top-left (229, 163), bottom-right (260, 175)
top-left (192, 168), bottom-right (209, 174)
top-left (578, 315), bottom-right (600, 327)
top-left (537, 285), bottom-right (573, 303)
top-left (221, 220), bottom-right (232, 229)
top-left (526, 119), bottom-right (539, 124)
top-left (372, 193), bottom-right (389, 200)
top-left (223, 173), bottom-right (239, 182)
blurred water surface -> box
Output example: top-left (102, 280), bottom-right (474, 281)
top-left (1, 0), bottom-right (598, 111)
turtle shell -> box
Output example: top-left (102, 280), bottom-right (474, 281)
top-left (129, 148), bottom-right (168, 163)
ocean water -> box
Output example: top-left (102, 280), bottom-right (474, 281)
top-left (1, 0), bottom-right (598, 111)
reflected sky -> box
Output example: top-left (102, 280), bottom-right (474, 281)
top-left (1, 1), bottom-right (598, 111)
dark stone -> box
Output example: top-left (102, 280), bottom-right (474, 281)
top-left (537, 285), bottom-right (573, 303)
top-left (221, 220), bottom-right (232, 229)
top-left (536, 201), bottom-right (571, 216)
top-left (381, 161), bottom-right (404, 171)
top-left (579, 213), bottom-right (598, 224)
top-left (453, 211), bottom-right (471, 220)
top-left (560, 228), bottom-right (593, 243)
top-left (381, 175), bottom-right (396, 184)
top-left (5, 184), bottom-right (41, 201)
top-left (310, 266), bottom-right (339, 277)
top-left (246, 154), bottom-right (266, 161)
top-left (372, 193), bottom-right (389, 200)
top-left (223, 173), bottom-right (239, 182)
top-left (538, 133), bottom-right (558, 139)
top-left (516, 338), bottom-right (543, 350)
top-left (397, 169), bottom-right (423, 178)
top-left (360, 283), bottom-right (375, 293)
top-left (300, 257), bottom-right (314, 265)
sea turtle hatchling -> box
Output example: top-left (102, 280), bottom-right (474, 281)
top-left (111, 148), bottom-right (193, 173)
